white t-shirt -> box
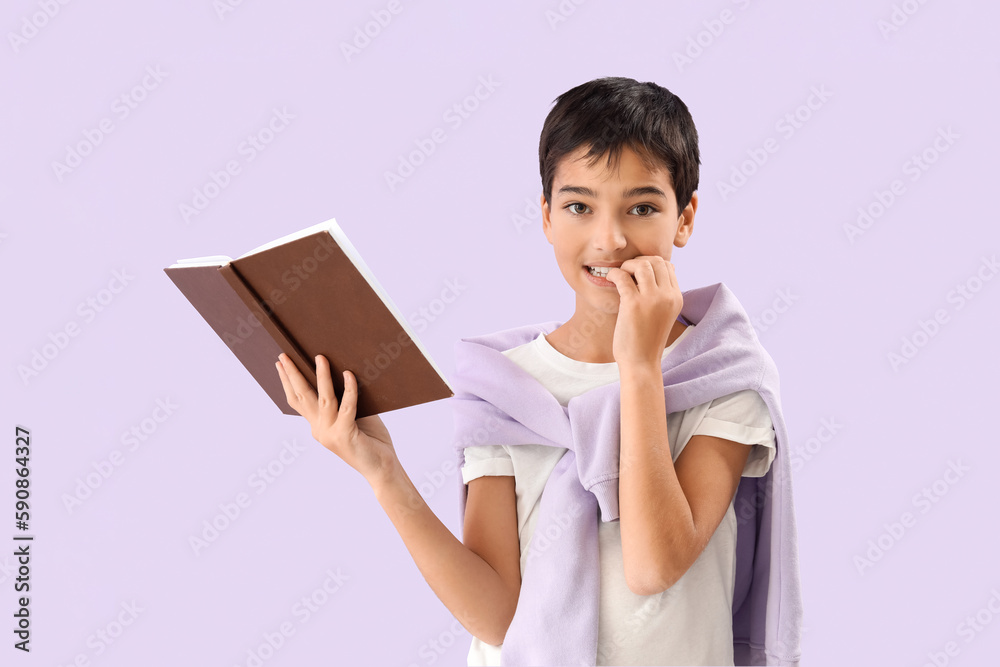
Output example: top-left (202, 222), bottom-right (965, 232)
top-left (461, 325), bottom-right (776, 666)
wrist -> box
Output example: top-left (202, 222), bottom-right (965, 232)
top-left (619, 360), bottom-right (663, 382)
top-left (368, 455), bottom-right (407, 498)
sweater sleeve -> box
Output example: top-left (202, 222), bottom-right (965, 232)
top-left (691, 389), bottom-right (776, 478)
top-left (461, 444), bottom-right (515, 484)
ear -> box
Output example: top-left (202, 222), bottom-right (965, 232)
top-left (674, 191), bottom-right (697, 248)
top-left (541, 194), bottom-right (553, 245)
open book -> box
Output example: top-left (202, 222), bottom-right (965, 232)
top-left (163, 218), bottom-right (454, 417)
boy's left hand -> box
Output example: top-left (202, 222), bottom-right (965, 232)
top-left (605, 256), bottom-right (683, 367)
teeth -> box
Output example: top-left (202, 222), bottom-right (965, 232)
top-left (588, 266), bottom-right (612, 277)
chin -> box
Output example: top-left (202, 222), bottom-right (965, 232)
top-left (583, 291), bottom-right (620, 314)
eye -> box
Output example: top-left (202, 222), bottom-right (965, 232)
top-left (630, 204), bottom-right (657, 216)
top-left (565, 202), bottom-right (590, 215)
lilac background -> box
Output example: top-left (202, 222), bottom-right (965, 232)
top-left (3, 1), bottom-right (999, 665)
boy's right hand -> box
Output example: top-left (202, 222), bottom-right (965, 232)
top-left (275, 353), bottom-right (398, 486)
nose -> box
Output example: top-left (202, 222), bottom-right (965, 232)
top-left (591, 212), bottom-right (627, 252)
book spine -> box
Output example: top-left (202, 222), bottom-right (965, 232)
top-left (218, 263), bottom-right (320, 391)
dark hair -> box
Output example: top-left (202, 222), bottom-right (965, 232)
top-left (538, 77), bottom-right (700, 213)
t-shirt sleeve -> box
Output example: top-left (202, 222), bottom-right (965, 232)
top-left (691, 389), bottom-right (776, 477)
top-left (461, 444), bottom-right (515, 484)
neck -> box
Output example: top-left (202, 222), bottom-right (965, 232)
top-left (553, 311), bottom-right (618, 363)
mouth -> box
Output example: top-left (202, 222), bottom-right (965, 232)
top-left (583, 264), bottom-right (617, 286)
top-left (586, 265), bottom-right (613, 278)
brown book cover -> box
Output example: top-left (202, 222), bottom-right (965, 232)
top-left (163, 219), bottom-right (454, 418)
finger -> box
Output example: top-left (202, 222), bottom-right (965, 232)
top-left (315, 354), bottom-right (338, 416)
top-left (663, 262), bottom-right (683, 317)
top-left (664, 260), bottom-right (679, 289)
top-left (605, 267), bottom-right (637, 297)
top-left (339, 370), bottom-right (358, 423)
top-left (632, 259), bottom-right (658, 291)
top-left (615, 258), bottom-right (654, 293)
top-left (617, 258), bottom-right (646, 287)
top-left (275, 360), bottom-right (303, 415)
top-left (649, 258), bottom-right (671, 288)
top-left (278, 353), bottom-right (317, 406)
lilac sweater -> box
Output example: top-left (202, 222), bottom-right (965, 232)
top-left (450, 282), bottom-right (802, 666)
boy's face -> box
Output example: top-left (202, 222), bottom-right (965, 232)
top-left (541, 144), bottom-right (696, 314)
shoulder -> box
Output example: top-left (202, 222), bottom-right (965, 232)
top-left (461, 444), bottom-right (513, 485)
top-left (703, 389), bottom-right (772, 428)
top-left (457, 321), bottom-right (561, 355)
top-left (691, 390), bottom-right (775, 477)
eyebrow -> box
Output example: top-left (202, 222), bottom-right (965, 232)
top-left (556, 185), bottom-right (668, 199)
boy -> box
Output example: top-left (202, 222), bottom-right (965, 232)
top-left (275, 77), bottom-right (802, 666)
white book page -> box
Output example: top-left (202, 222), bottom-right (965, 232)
top-left (167, 255), bottom-right (232, 268)
top-left (236, 219), bottom-right (341, 259)
top-left (312, 219), bottom-right (454, 392)
top-left (169, 218), bottom-right (453, 391)
top-left (167, 220), bottom-right (339, 268)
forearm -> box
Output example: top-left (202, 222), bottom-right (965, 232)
top-left (369, 462), bottom-right (517, 645)
top-left (618, 362), bottom-right (695, 595)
